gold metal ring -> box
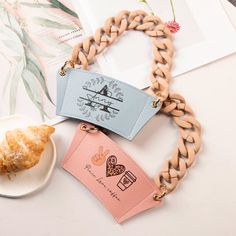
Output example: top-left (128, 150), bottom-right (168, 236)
top-left (59, 60), bottom-right (75, 76)
top-left (152, 99), bottom-right (160, 108)
top-left (153, 185), bottom-right (167, 201)
top-left (80, 124), bottom-right (98, 133)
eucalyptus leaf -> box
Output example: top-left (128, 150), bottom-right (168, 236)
top-left (22, 68), bottom-right (48, 120)
top-left (0, 50), bottom-right (19, 97)
top-left (0, 7), bottom-right (23, 40)
top-left (0, 25), bottom-right (25, 57)
top-left (22, 30), bottom-right (53, 58)
top-left (2, 39), bottom-right (24, 56)
top-left (20, 0), bottom-right (78, 18)
top-left (0, 25), bottom-right (25, 114)
top-left (48, 0), bottom-right (78, 18)
top-left (3, 69), bottom-right (11, 95)
top-left (33, 17), bottom-right (75, 30)
top-left (139, 0), bottom-right (148, 3)
top-left (9, 59), bottom-right (24, 114)
top-left (25, 52), bottom-right (54, 104)
top-left (22, 69), bottom-right (42, 104)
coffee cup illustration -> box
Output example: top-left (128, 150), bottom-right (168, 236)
top-left (117, 171), bottom-right (137, 191)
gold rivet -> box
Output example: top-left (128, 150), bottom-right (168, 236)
top-left (59, 70), bottom-right (66, 76)
top-left (80, 124), bottom-right (98, 133)
top-left (152, 100), bottom-right (160, 108)
top-left (80, 124), bottom-right (87, 131)
top-left (153, 194), bottom-right (161, 201)
top-left (153, 185), bottom-right (167, 201)
top-left (59, 60), bottom-right (75, 76)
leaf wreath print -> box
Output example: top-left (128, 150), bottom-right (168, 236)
top-left (77, 76), bottom-right (124, 121)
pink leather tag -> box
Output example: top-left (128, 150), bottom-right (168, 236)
top-left (62, 123), bottom-right (162, 223)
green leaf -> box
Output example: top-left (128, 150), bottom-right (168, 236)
top-left (2, 56), bottom-right (23, 98)
top-left (20, 1), bottom-right (78, 18)
top-left (25, 51), bottom-right (54, 104)
top-left (0, 7), bottom-right (23, 40)
top-left (0, 25), bottom-right (25, 114)
top-left (0, 25), bottom-right (25, 57)
top-left (33, 17), bottom-right (75, 30)
top-left (9, 60), bottom-right (24, 114)
top-left (22, 68), bottom-right (48, 121)
top-left (0, 51), bottom-right (13, 96)
top-left (22, 30), bottom-right (54, 58)
top-left (2, 39), bottom-right (23, 56)
top-left (139, 0), bottom-right (148, 3)
top-left (1, 56), bottom-right (11, 96)
top-left (48, 0), bottom-right (78, 18)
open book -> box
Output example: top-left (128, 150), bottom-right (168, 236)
top-left (0, 0), bottom-right (236, 122)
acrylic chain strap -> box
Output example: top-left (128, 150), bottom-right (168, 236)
top-left (62, 10), bottom-right (201, 199)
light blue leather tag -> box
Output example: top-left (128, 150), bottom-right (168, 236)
top-left (56, 69), bottom-right (161, 140)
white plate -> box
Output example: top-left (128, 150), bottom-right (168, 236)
top-left (0, 115), bottom-right (56, 198)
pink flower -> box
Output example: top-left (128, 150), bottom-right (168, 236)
top-left (165, 21), bottom-right (180, 33)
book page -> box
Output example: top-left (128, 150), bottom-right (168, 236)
top-left (71, 0), bottom-right (236, 89)
top-left (0, 0), bottom-right (84, 122)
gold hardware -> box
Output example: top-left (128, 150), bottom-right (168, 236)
top-left (80, 124), bottom-right (99, 133)
top-left (59, 60), bottom-right (75, 76)
top-left (152, 99), bottom-right (160, 108)
top-left (153, 185), bottom-right (167, 201)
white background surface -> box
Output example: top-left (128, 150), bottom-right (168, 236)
top-left (0, 0), bottom-right (236, 235)
top-left (72, 0), bottom-right (236, 89)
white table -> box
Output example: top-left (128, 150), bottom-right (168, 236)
top-left (1, 1), bottom-right (236, 235)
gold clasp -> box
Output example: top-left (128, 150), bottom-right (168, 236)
top-left (152, 99), bottom-right (161, 108)
top-left (80, 124), bottom-right (99, 133)
top-left (153, 185), bottom-right (167, 201)
top-left (59, 60), bottom-right (75, 76)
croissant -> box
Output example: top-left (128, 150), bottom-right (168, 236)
top-left (0, 125), bottom-right (55, 174)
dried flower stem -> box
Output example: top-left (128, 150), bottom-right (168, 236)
top-left (169, 0), bottom-right (176, 21)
